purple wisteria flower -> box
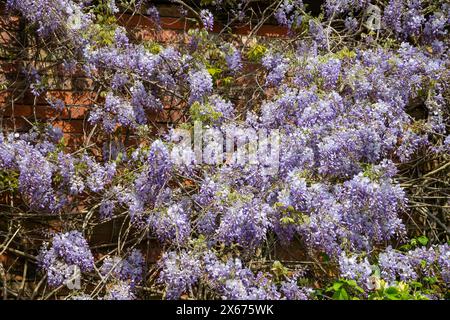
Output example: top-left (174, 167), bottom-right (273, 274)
top-left (262, 52), bottom-right (289, 86)
top-left (379, 246), bottom-right (417, 282)
top-left (223, 45), bottom-right (243, 73)
top-left (188, 68), bottom-right (213, 103)
top-left (103, 281), bottom-right (135, 300)
top-left (275, 0), bottom-right (304, 30)
top-left (280, 279), bottom-right (312, 300)
top-left (38, 231), bottom-right (94, 287)
top-left (149, 202), bottom-right (191, 245)
top-left (216, 198), bottom-right (272, 249)
top-left (339, 252), bottom-right (373, 288)
top-left (158, 250), bottom-right (202, 299)
top-left (134, 140), bottom-right (172, 208)
top-left (146, 5), bottom-right (161, 27)
top-left (83, 155), bottom-right (116, 192)
top-left (100, 249), bottom-right (145, 286)
top-left (378, 244), bottom-right (450, 284)
top-left (200, 9), bottom-right (214, 31)
top-left (204, 252), bottom-right (280, 300)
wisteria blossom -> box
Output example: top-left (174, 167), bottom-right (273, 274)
top-left (1, 0), bottom-right (449, 301)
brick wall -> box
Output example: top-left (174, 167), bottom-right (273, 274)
top-left (0, 4), bottom-right (290, 148)
top-left (0, 4), bottom-right (313, 266)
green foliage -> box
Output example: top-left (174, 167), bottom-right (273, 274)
top-left (369, 281), bottom-right (430, 300)
top-left (271, 260), bottom-right (289, 281)
top-left (206, 67), bottom-right (223, 80)
top-left (326, 279), bottom-right (364, 300)
top-left (226, 190), bottom-right (253, 204)
top-left (0, 170), bottom-right (19, 192)
top-left (189, 101), bottom-right (223, 122)
top-left (0, 81), bottom-right (9, 91)
top-left (221, 76), bottom-right (234, 86)
top-left (399, 235), bottom-right (429, 251)
top-left (85, 3), bottom-right (119, 47)
top-left (90, 22), bottom-right (117, 46)
top-left (274, 201), bottom-right (310, 226)
top-left (323, 277), bottom-right (437, 300)
top-left (280, 216), bottom-right (296, 225)
top-left (334, 47), bottom-right (357, 60)
top-left (144, 41), bottom-right (163, 54)
top-left (200, 0), bottom-right (215, 5)
top-left (246, 44), bottom-right (267, 62)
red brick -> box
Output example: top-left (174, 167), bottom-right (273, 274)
top-left (2, 104), bottom-right (86, 120)
top-left (2, 104), bottom-right (32, 117)
top-left (0, 91), bottom-right (10, 104)
top-left (69, 106), bottom-right (88, 119)
top-left (0, 61), bottom-right (19, 73)
top-left (16, 91), bottom-right (96, 106)
top-left (53, 120), bottom-right (84, 133)
top-left (62, 133), bottom-right (85, 147)
top-left (0, 30), bottom-right (17, 45)
top-left (2, 117), bottom-right (33, 132)
top-left (117, 15), bottom-right (191, 31)
top-left (52, 91), bottom-right (96, 105)
top-left (135, 28), bottom-right (182, 43)
top-left (0, 14), bottom-right (20, 31)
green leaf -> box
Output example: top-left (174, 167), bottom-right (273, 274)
top-left (385, 287), bottom-right (399, 295)
top-left (246, 44), bottom-right (267, 62)
top-left (345, 279), bottom-right (358, 287)
top-left (420, 259), bottom-right (427, 268)
top-left (385, 293), bottom-right (400, 300)
top-left (410, 281), bottom-right (423, 289)
top-left (331, 290), bottom-right (340, 299)
top-left (207, 67), bottom-right (222, 79)
top-left (354, 284), bottom-right (365, 293)
top-left (332, 282), bottom-right (344, 291)
top-left (338, 288), bottom-right (349, 300)
top-left (271, 260), bottom-right (289, 278)
top-left (423, 276), bottom-right (437, 284)
top-left (398, 244), bottom-right (412, 251)
top-left (372, 266), bottom-right (381, 278)
top-left (417, 236), bottom-right (429, 246)
top-left (280, 216), bottom-right (295, 225)
top-left (321, 252), bottom-right (330, 262)
top-left (222, 76), bottom-right (234, 86)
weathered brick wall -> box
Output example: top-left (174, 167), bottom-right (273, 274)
top-left (0, 4), bottom-right (290, 147)
top-left (0, 5), bottom-right (313, 265)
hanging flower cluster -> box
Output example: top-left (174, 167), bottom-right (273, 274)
top-left (1, 0), bottom-right (449, 300)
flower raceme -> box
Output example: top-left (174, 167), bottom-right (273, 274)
top-left (2, 0), bottom-right (449, 300)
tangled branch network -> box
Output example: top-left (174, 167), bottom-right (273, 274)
top-left (0, 0), bottom-right (449, 300)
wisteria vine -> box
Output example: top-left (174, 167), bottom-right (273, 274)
top-left (0, 0), bottom-right (449, 300)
